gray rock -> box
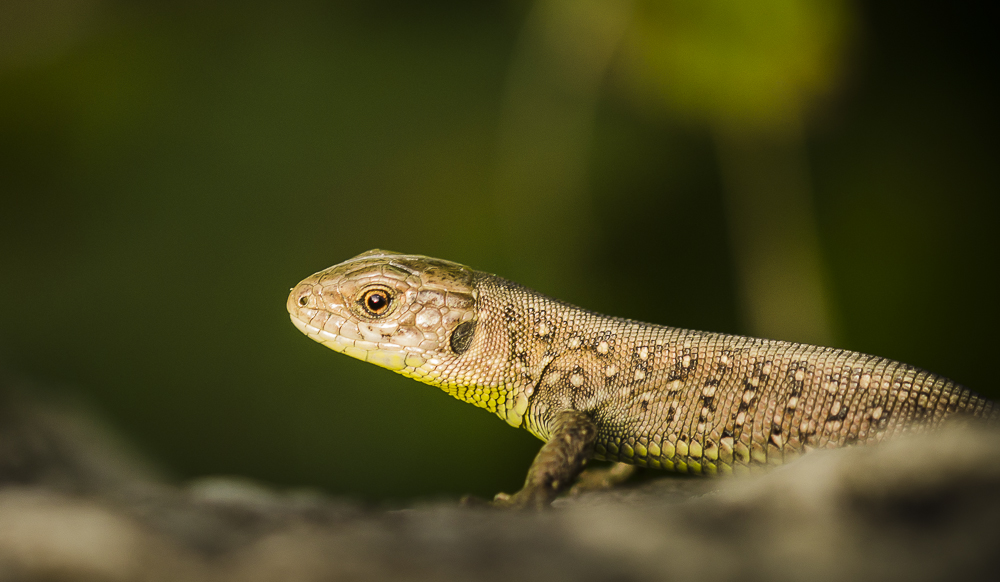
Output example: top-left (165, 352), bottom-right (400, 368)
top-left (2, 382), bottom-right (998, 582)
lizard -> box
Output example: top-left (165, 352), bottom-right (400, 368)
top-left (287, 249), bottom-right (997, 508)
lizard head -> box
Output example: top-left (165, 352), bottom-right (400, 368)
top-left (287, 249), bottom-right (480, 381)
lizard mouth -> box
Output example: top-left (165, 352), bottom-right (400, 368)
top-left (288, 312), bottom-right (417, 372)
top-left (288, 312), bottom-right (315, 337)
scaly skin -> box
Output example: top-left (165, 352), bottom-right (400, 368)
top-left (287, 250), bottom-right (996, 507)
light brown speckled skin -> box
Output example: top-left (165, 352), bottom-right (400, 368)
top-left (288, 250), bottom-right (996, 505)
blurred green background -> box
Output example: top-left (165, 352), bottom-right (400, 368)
top-left (1, 0), bottom-right (997, 502)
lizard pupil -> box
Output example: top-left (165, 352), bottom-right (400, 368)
top-left (363, 290), bottom-right (390, 314)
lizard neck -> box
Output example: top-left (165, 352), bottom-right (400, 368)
top-left (408, 273), bottom-right (636, 431)
top-left (467, 274), bottom-right (665, 436)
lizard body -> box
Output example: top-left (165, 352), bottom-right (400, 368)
top-left (287, 250), bottom-right (996, 507)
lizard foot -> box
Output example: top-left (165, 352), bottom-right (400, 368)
top-left (568, 462), bottom-right (637, 496)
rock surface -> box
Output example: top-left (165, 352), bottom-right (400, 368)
top-left (2, 381), bottom-right (999, 582)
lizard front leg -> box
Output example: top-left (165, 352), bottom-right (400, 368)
top-left (493, 410), bottom-right (598, 509)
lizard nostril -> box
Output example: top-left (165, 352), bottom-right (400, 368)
top-left (292, 286), bottom-right (315, 310)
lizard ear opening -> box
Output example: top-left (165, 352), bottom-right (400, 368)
top-left (450, 320), bottom-right (476, 355)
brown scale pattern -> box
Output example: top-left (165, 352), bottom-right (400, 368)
top-left (474, 275), bottom-right (997, 475)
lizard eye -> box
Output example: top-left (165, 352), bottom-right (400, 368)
top-left (361, 288), bottom-right (392, 316)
